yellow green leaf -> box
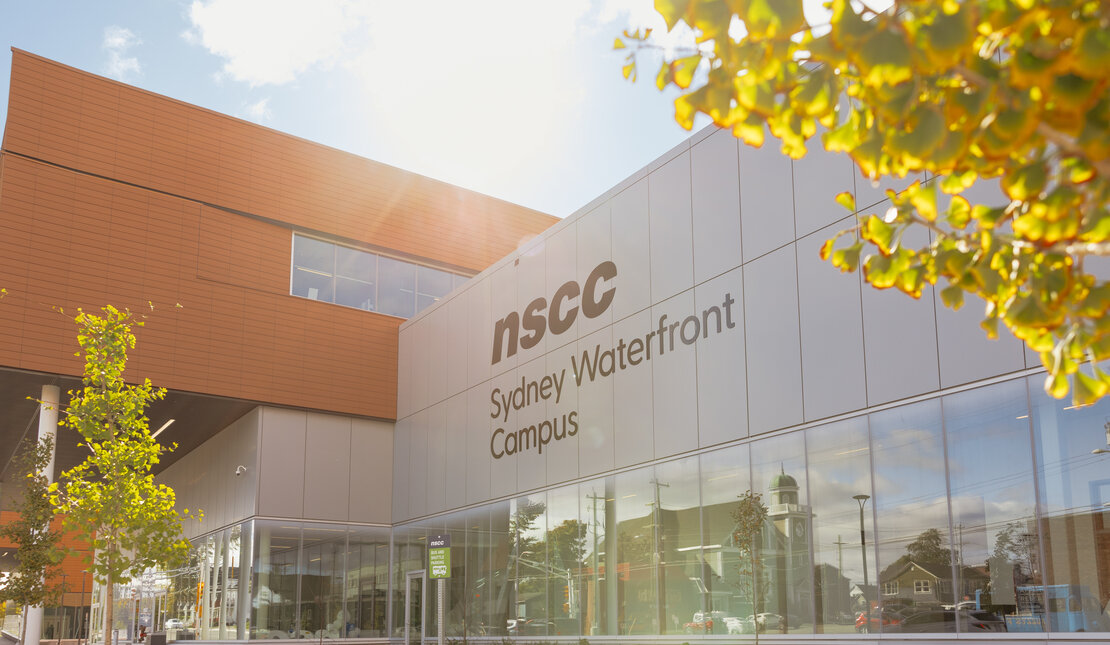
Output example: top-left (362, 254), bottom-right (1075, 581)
top-left (835, 191), bottom-right (856, 212)
top-left (858, 30), bottom-right (914, 86)
top-left (1072, 23), bottom-right (1110, 78)
top-left (908, 182), bottom-right (938, 222)
top-left (672, 54), bottom-right (702, 89)
top-left (743, 0), bottom-right (805, 39)
top-left (655, 0), bottom-right (692, 31)
top-left (1074, 371), bottom-right (1108, 407)
top-left (614, 38), bottom-right (626, 50)
top-left (1001, 160), bottom-right (1048, 201)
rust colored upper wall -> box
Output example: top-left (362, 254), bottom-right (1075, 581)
top-left (2, 49), bottom-right (558, 272)
top-left (0, 154), bottom-right (399, 417)
top-left (0, 50), bottom-right (564, 419)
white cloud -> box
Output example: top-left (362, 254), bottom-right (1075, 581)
top-left (103, 26), bottom-right (142, 81)
top-left (243, 97), bottom-right (273, 123)
top-left (185, 0), bottom-right (372, 86)
top-left (181, 0), bottom-right (686, 213)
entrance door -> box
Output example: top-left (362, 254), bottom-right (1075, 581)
top-left (404, 570), bottom-right (425, 645)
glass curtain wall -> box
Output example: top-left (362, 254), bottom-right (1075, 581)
top-left (142, 374), bottom-right (1109, 641)
top-left (392, 375), bottom-right (1110, 638)
top-left (806, 416), bottom-right (874, 633)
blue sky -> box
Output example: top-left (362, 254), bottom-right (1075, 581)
top-left (0, 0), bottom-right (705, 217)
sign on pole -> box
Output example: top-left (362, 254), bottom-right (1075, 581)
top-left (428, 534), bottom-right (451, 579)
top-left (428, 535), bottom-right (451, 645)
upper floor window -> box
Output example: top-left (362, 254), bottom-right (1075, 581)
top-left (291, 234), bottom-right (466, 318)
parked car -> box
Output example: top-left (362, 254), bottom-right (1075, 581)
top-left (724, 616), bottom-right (756, 634)
top-left (855, 607), bottom-right (906, 633)
top-left (755, 612), bottom-right (783, 631)
top-left (683, 611), bottom-right (725, 633)
top-left (164, 619), bottom-right (186, 630)
top-left (891, 609), bottom-right (1007, 633)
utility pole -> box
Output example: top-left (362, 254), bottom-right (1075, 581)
top-left (650, 477), bottom-right (669, 634)
top-left (585, 492), bottom-right (605, 635)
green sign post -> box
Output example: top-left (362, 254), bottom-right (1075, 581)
top-left (428, 534), bottom-right (450, 645)
top-left (428, 540), bottom-right (451, 579)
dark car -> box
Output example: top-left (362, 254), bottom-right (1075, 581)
top-left (892, 609), bottom-right (1007, 633)
top-left (855, 607), bottom-right (906, 634)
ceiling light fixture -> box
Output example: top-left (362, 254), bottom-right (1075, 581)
top-left (152, 419), bottom-right (175, 439)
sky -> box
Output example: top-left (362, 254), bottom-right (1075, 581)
top-left (0, 0), bottom-right (706, 217)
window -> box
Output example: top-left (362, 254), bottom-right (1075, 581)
top-left (883, 582), bottom-right (898, 595)
top-left (914, 579), bottom-right (931, 594)
top-left (291, 234), bottom-right (463, 318)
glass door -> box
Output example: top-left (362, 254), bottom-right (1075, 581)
top-left (404, 570), bottom-right (425, 645)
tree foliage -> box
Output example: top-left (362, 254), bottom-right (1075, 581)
top-left (730, 490), bottom-right (770, 610)
top-left (619, 0), bottom-right (1110, 405)
top-left (49, 306), bottom-right (198, 645)
top-left (0, 436), bottom-right (64, 634)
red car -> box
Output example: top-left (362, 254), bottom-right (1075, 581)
top-left (856, 607), bottom-right (906, 633)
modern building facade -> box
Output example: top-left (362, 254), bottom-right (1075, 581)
top-left (1, 48), bottom-right (1109, 645)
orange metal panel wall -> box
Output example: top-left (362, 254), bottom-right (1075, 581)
top-left (2, 50), bottom-right (558, 271)
top-left (0, 510), bottom-right (94, 596)
top-left (0, 50), bottom-right (559, 419)
top-left (0, 152), bottom-right (400, 418)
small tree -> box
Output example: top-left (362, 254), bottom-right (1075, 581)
top-left (49, 306), bottom-right (198, 645)
top-left (619, 0), bottom-right (1110, 405)
top-left (0, 436), bottom-right (64, 644)
top-left (730, 490), bottom-right (770, 617)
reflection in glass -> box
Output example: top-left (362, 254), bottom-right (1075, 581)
top-left (871, 399), bottom-right (954, 630)
top-left (698, 444), bottom-right (753, 633)
top-left (579, 478), bottom-right (613, 635)
top-left (614, 468), bottom-right (659, 635)
top-left (291, 234), bottom-right (461, 317)
top-left (299, 525), bottom-right (346, 637)
top-left (654, 457), bottom-right (703, 635)
top-left (487, 501), bottom-right (514, 635)
top-left (750, 432), bottom-right (813, 633)
top-left (345, 526), bottom-right (389, 637)
top-left (506, 494), bottom-right (548, 636)
top-left (1031, 376), bottom-right (1110, 632)
top-left (464, 506), bottom-right (493, 635)
top-left (806, 417), bottom-right (874, 634)
top-left (391, 527), bottom-right (426, 638)
top-left (417, 265), bottom-right (453, 311)
top-left (943, 380), bottom-right (1042, 632)
top-left (379, 257), bottom-right (417, 318)
top-left (252, 523), bottom-right (300, 638)
top-left (442, 512), bottom-right (467, 638)
top-left (545, 485), bottom-right (584, 636)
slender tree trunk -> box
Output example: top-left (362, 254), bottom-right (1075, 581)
top-left (104, 578), bottom-right (114, 645)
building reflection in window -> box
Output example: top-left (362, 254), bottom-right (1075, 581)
top-left (751, 432), bottom-right (812, 633)
top-left (806, 416), bottom-right (873, 634)
top-left (150, 375), bottom-right (1110, 640)
top-left (944, 379), bottom-right (1042, 632)
top-left (699, 444), bottom-right (752, 634)
top-left (1031, 376), bottom-right (1110, 633)
top-left (870, 399), bottom-right (953, 631)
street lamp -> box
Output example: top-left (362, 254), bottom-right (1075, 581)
top-left (853, 495), bottom-right (870, 590)
top-left (80, 571), bottom-right (88, 645)
top-left (58, 573), bottom-right (68, 645)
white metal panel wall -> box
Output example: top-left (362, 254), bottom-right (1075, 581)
top-left (393, 125), bottom-right (1037, 523)
top-left (159, 408), bottom-right (259, 540)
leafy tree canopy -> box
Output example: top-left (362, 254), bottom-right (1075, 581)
top-left (49, 306), bottom-right (198, 645)
top-left (618, 0), bottom-right (1110, 405)
top-left (0, 437), bottom-right (64, 617)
